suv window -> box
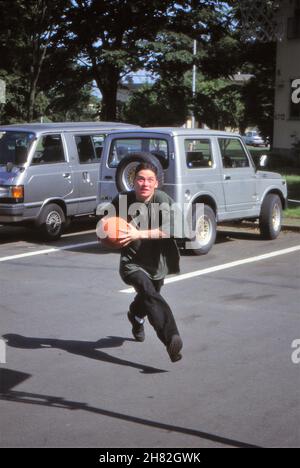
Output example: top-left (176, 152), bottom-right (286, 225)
top-left (185, 139), bottom-right (213, 168)
top-left (218, 138), bottom-right (250, 168)
top-left (75, 134), bottom-right (105, 163)
top-left (108, 138), bottom-right (169, 169)
top-left (31, 134), bottom-right (65, 165)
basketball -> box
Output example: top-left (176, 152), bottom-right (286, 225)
top-left (97, 216), bottom-right (130, 248)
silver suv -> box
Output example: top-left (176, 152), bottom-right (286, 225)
top-left (97, 128), bottom-right (287, 255)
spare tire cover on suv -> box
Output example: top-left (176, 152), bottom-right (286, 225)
top-left (115, 152), bottom-right (164, 192)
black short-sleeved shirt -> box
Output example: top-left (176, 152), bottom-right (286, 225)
top-left (110, 190), bottom-right (180, 281)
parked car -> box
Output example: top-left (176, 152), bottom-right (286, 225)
top-left (0, 121), bottom-right (139, 239)
top-left (97, 128), bottom-right (287, 255)
top-left (243, 130), bottom-right (265, 147)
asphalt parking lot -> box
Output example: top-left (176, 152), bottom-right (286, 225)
top-left (0, 221), bottom-right (299, 448)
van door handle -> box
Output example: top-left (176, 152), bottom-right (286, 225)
top-left (82, 171), bottom-right (91, 183)
top-left (224, 175), bottom-right (231, 180)
top-left (104, 175), bottom-right (113, 180)
top-left (63, 173), bottom-right (71, 179)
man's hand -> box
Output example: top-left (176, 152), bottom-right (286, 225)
top-left (118, 223), bottom-right (141, 247)
top-left (119, 223), bottom-right (167, 247)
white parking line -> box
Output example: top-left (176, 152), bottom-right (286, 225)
top-left (62, 229), bottom-right (95, 238)
top-left (0, 241), bottom-right (99, 263)
top-left (120, 245), bottom-right (300, 293)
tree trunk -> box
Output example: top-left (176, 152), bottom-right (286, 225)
top-left (27, 0), bottom-right (51, 121)
top-left (27, 33), bottom-right (50, 122)
top-left (100, 84), bottom-right (118, 121)
top-left (93, 65), bottom-right (120, 121)
top-left (27, 70), bottom-right (39, 122)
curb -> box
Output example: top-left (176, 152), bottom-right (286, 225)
top-left (281, 223), bottom-right (300, 232)
top-left (219, 221), bottom-right (300, 233)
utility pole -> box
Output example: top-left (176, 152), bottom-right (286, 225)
top-left (191, 39), bottom-right (197, 129)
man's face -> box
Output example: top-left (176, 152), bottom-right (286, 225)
top-left (133, 169), bottom-right (158, 202)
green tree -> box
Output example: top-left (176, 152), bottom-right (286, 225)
top-left (122, 82), bottom-right (189, 126)
top-left (0, 0), bottom-right (72, 122)
top-left (123, 2), bottom-right (243, 128)
top-left (241, 42), bottom-right (276, 143)
top-left (0, 0), bottom-right (98, 123)
top-left (61, 0), bottom-right (202, 121)
top-left (226, 0), bottom-right (278, 142)
top-left (192, 77), bottom-right (246, 130)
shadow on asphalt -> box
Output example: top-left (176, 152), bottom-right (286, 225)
top-left (2, 334), bottom-right (167, 375)
top-left (216, 228), bottom-right (262, 242)
top-left (0, 368), bottom-right (260, 448)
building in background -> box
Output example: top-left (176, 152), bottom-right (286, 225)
top-left (273, 0), bottom-right (300, 155)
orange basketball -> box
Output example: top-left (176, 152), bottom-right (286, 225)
top-left (97, 216), bottom-right (130, 248)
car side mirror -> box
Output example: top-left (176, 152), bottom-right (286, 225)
top-left (6, 162), bottom-right (14, 172)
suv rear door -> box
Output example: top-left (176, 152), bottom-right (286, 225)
top-left (98, 131), bottom-right (174, 203)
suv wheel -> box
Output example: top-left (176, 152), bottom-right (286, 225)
top-left (115, 152), bottom-right (164, 192)
top-left (38, 203), bottom-right (66, 241)
top-left (259, 194), bottom-right (282, 239)
top-left (189, 204), bottom-right (217, 255)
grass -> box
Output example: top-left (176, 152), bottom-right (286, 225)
top-left (247, 147), bottom-right (300, 219)
top-left (284, 206), bottom-right (300, 219)
top-left (282, 175), bottom-right (300, 217)
top-left (280, 174), bottom-right (300, 219)
top-left (283, 175), bottom-right (300, 198)
top-left (247, 146), bottom-right (269, 156)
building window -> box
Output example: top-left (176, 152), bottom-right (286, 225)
top-left (290, 79), bottom-right (300, 120)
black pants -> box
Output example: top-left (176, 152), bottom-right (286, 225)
top-left (123, 270), bottom-right (180, 346)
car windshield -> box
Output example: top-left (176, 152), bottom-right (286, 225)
top-left (0, 131), bottom-right (35, 166)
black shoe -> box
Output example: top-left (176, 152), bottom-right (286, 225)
top-left (127, 311), bottom-right (145, 342)
top-left (167, 335), bottom-right (183, 362)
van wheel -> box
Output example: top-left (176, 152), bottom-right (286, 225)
top-left (189, 204), bottom-right (217, 255)
top-left (115, 152), bottom-right (164, 192)
top-left (259, 194), bottom-right (282, 239)
top-left (38, 203), bottom-right (66, 241)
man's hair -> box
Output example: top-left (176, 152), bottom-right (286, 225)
top-left (134, 162), bottom-right (158, 178)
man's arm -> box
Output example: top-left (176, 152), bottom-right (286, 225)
top-left (118, 224), bottom-right (167, 247)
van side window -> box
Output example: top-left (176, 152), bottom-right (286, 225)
top-left (31, 134), bottom-right (65, 165)
top-left (185, 139), bottom-right (213, 168)
top-left (92, 135), bottom-right (105, 160)
top-left (218, 138), bottom-right (250, 168)
top-left (75, 135), bottom-right (105, 163)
